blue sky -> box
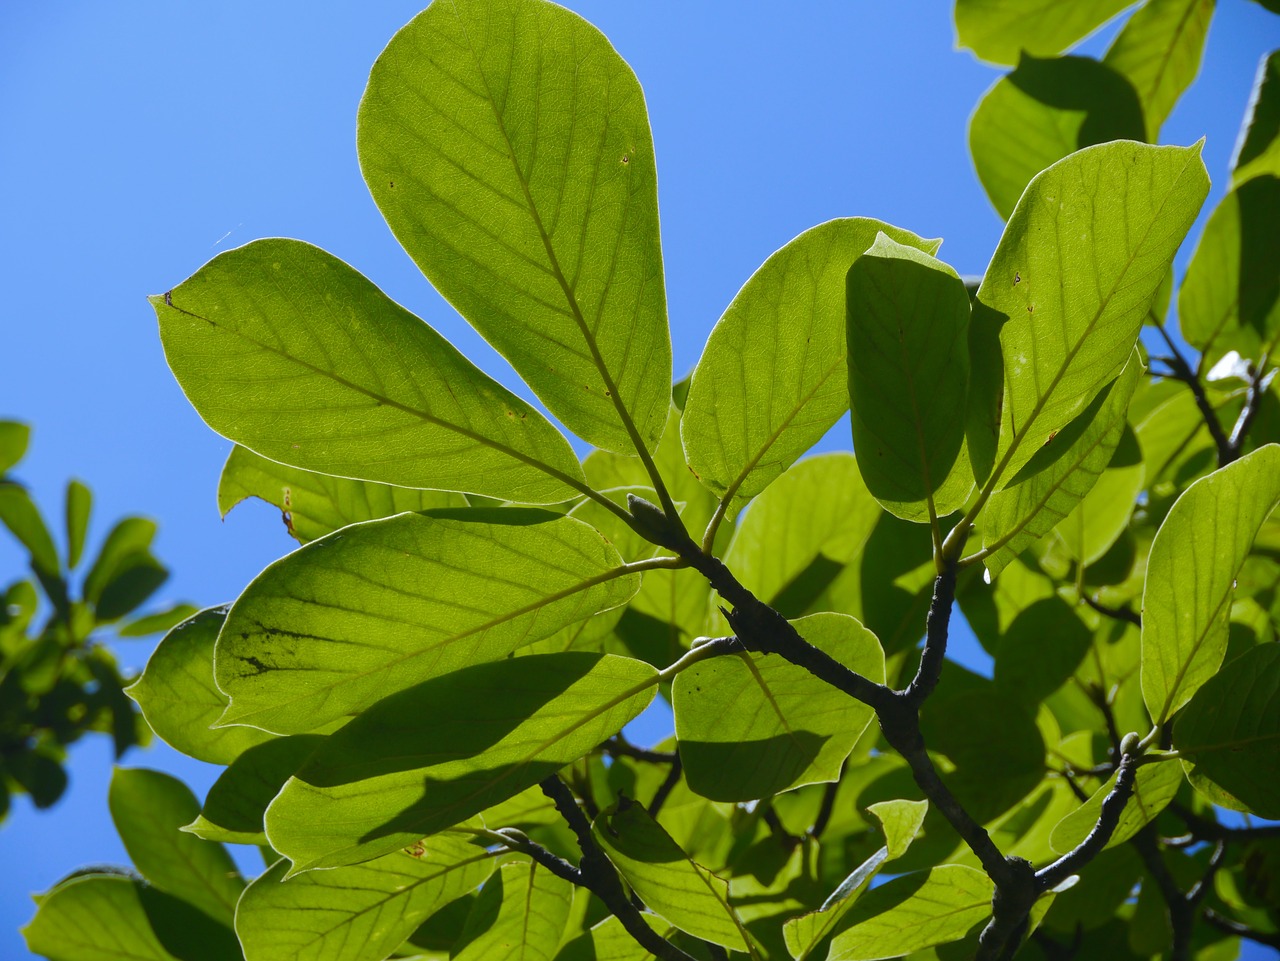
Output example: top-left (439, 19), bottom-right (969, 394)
top-left (1, 2), bottom-right (1277, 958)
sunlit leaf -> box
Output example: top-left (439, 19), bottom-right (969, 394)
top-left (1232, 50), bottom-right (1280, 185)
top-left (186, 736), bottom-right (323, 845)
top-left (0, 420), bottom-right (30, 475)
top-left (64, 479), bottom-right (91, 570)
top-left (0, 481), bottom-right (59, 574)
top-left (955, 0), bottom-right (1134, 65)
top-left (23, 875), bottom-right (193, 961)
top-left (453, 862), bottom-right (574, 961)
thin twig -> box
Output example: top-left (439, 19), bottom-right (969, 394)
top-left (1152, 320), bottom-right (1232, 466)
top-left (1132, 826), bottom-right (1194, 961)
top-left (603, 734), bottom-right (678, 765)
top-left (810, 773), bottom-right (842, 839)
top-left (1225, 359), bottom-right (1270, 462)
top-left (648, 754), bottom-right (683, 819)
top-left (1081, 594), bottom-right (1142, 627)
top-left (1203, 908), bottom-right (1280, 949)
top-left (1168, 800), bottom-right (1280, 842)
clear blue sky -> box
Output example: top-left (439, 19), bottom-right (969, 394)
top-left (2, 2), bottom-right (1277, 958)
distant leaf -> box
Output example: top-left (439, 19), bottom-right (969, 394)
top-left (126, 607), bottom-right (274, 765)
top-left (1232, 51), bottom-right (1280, 185)
top-left (0, 482), bottom-right (59, 574)
top-left (1104, 0), bottom-right (1214, 140)
top-left (1054, 424), bottom-right (1146, 566)
top-left (1174, 644), bottom-right (1280, 818)
top-left (453, 862), bottom-right (574, 961)
top-left (673, 613), bottom-right (883, 801)
top-left (96, 553), bottom-right (169, 622)
top-left (267, 652), bottom-right (657, 872)
top-left (827, 865), bottom-right (995, 960)
top-left (24, 875), bottom-right (179, 961)
top-left (186, 736), bottom-right (323, 845)
top-left (846, 234), bottom-right (972, 521)
top-left (64, 479), bottom-right (91, 570)
top-left (1142, 444), bottom-right (1280, 723)
top-left (217, 508), bottom-right (640, 735)
top-left (108, 768), bottom-right (243, 926)
top-left (0, 420), bottom-right (30, 474)
top-left (981, 350), bottom-right (1141, 577)
top-left (970, 55), bottom-right (1146, 220)
top-left (977, 141), bottom-right (1207, 488)
top-left (1178, 176), bottom-right (1280, 368)
top-left (219, 445), bottom-right (466, 543)
top-left (1049, 761), bottom-right (1182, 853)
top-left (683, 219), bottom-right (939, 509)
top-left (236, 836), bottom-right (493, 961)
top-left (154, 239), bottom-right (585, 504)
top-left (955, 0), bottom-right (1134, 65)
top-left (593, 799), bottom-right (752, 953)
top-left (82, 517), bottom-right (157, 606)
top-left (359, 0), bottom-right (670, 454)
top-left (117, 603), bottom-right (201, 639)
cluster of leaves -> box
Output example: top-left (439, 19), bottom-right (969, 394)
top-left (0, 421), bottom-right (193, 822)
top-left (22, 1), bottom-right (1280, 960)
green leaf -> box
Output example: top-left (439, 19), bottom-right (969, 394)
top-left (186, 736), bottom-right (323, 845)
top-left (1178, 175), bottom-right (1280, 367)
top-left (592, 799), bottom-right (752, 953)
top-left (955, 0), bottom-right (1134, 65)
top-left (1142, 444), bottom-right (1280, 723)
top-left (358, 0), bottom-right (670, 455)
top-left (96, 553), bottom-right (169, 623)
top-left (154, 238), bottom-right (585, 504)
top-left (24, 875), bottom-right (180, 961)
top-left (235, 836), bottom-right (494, 961)
top-left (453, 862), bottom-right (574, 961)
top-left (673, 613), bottom-right (883, 801)
top-left (219, 444), bottom-right (467, 543)
top-left (969, 55), bottom-right (1146, 221)
top-left (869, 798), bottom-right (930, 860)
top-left (83, 517), bottom-right (157, 606)
top-left (1054, 424), bottom-right (1146, 566)
top-left (0, 481), bottom-right (59, 574)
top-left (976, 141), bottom-right (1208, 489)
top-left (980, 349), bottom-right (1142, 576)
top-left (1232, 51), bottom-right (1280, 186)
top-left (64, 479), bottom-right (91, 570)
top-left (108, 767), bottom-right (243, 926)
top-left (126, 606), bottom-right (274, 765)
top-left (0, 420), bottom-right (30, 474)
top-left (117, 603), bottom-right (201, 639)
top-left (827, 865), bottom-right (995, 960)
top-left (1048, 760), bottom-right (1182, 854)
top-left (267, 652), bottom-right (657, 872)
top-left (846, 234), bottom-right (972, 521)
top-left (557, 914), bottom-right (671, 961)
top-left (683, 219), bottom-right (940, 510)
top-left (1104, 0), bottom-right (1215, 140)
top-left (1174, 643), bottom-right (1280, 818)
top-left (216, 508), bottom-right (640, 735)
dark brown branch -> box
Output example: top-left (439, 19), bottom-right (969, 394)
top-left (1036, 752), bottom-right (1140, 892)
top-left (1152, 321), bottom-right (1233, 466)
top-left (1082, 594), bottom-right (1142, 627)
top-left (1225, 361), bottom-right (1270, 462)
top-left (810, 773), bottom-right (841, 839)
top-left (1132, 826), bottom-right (1194, 961)
top-left (1168, 800), bottom-right (1280, 843)
top-left (902, 564), bottom-right (959, 705)
top-left (648, 753), bottom-right (683, 819)
top-left (603, 735), bottom-right (678, 765)
top-left (1204, 908), bottom-right (1280, 949)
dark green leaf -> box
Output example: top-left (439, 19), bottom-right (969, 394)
top-left (96, 552), bottom-right (169, 622)
top-left (186, 736), bottom-right (324, 845)
top-left (64, 479), bottom-right (91, 570)
top-left (154, 239), bottom-right (585, 504)
top-left (82, 517), bottom-right (156, 606)
top-left (0, 481), bottom-right (60, 574)
top-left (1233, 50), bottom-right (1280, 185)
top-left (955, 0), bottom-right (1135, 65)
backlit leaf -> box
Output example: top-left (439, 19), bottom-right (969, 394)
top-left (0, 420), bottom-right (30, 474)
top-left (186, 736), bottom-right (323, 845)
top-left (453, 862), bottom-right (574, 961)
top-left (23, 875), bottom-right (182, 961)
top-left (1232, 50), bottom-right (1280, 185)
top-left (1053, 424), bottom-right (1146, 566)
top-left (956, 0), bottom-right (1134, 65)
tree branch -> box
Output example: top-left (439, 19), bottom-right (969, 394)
top-left (1081, 594), bottom-right (1141, 627)
top-left (902, 564), bottom-right (958, 706)
top-left (1203, 908), bottom-right (1280, 949)
top-left (1035, 751), bottom-right (1140, 891)
top-left (603, 734), bottom-right (678, 765)
top-left (1132, 826), bottom-right (1195, 961)
top-left (1168, 800), bottom-right (1280, 843)
top-left (1225, 359), bottom-right (1270, 462)
top-left (1152, 320), bottom-right (1233, 467)
top-left (648, 754), bottom-right (683, 819)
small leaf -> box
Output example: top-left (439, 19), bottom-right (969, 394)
top-left (453, 862), bottom-right (574, 961)
top-left (219, 445), bottom-right (467, 543)
top-left (267, 652), bottom-right (657, 872)
top-left (1142, 444), bottom-right (1280, 723)
top-left (1049, 760), bottom-right (1182, 854)
top-left (109, 767), bottom-right (244, 926)
top-left (359, 0), bottom-right (671, 455)
top-left (155, 239), bottom-right (585, 504)
top-left (784, 848), bottom-right (889, 961)
top-left (64, 479), bottom-right (92, 570)
top-left (846, 234), bottom-right (973, 521)
top-left (0, 482), bottom-right (60, 574)
top-left (186, 736), bottom-right (323, 845)
top-left (593, 799), bottom-right (752, 953)
top-left (0, 420), bottom-right (30, 474)
top-left (235, 836), bottom-right (493, 961)
top-left (955, 0), bottom-right (1135, 65)
top-left (1232, 50), bottom-right (1280, 185)
top-left (126, 607), bottom-right (274, 765)
top-left (683, 219), bottom-right (940, 510)
top-left (216, 508), bottom-right (640, 734)
top-left (868, 799), bottom-right (930, 861)
top-left (82, 517), bottom-right (157, 606)
top-left (1174, 643), bottom-right (1280, 818)
top-left (827, 865), bottom-right (995, 961)
top-left (673, 613), bottom-right (883, 801)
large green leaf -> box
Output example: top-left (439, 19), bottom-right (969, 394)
top-left (682, 219), bottom-right (939, 510)
top-left (592, 799), bottom-right (753, 954)
top-left (955, 0), bottom-right (1134, 65)
top-left (1049, 760), bottom-right (1182, 853)
top-left (108, 768), bottom-right (243, 926)
top-left (0, 481), bottom-right (59, 574)
top-left (975, 141), bottom-right (1207, 490)
top-left (154, 239), bottom-right (585, 504)
top-left (454, 861), bottom-right (574, 961)
top-left (846, 235), bottom-right (972, 522)
top-left (673, 613), bottom-right (883, 801)
top-left (236, 837), bottom-right (494, 961)
top-left (216, 508), bottom-right (640, 735)
top-left (1232, 50), bottom-right (1280, 185)
top-left (1142, 444), bottom-right (1280, 723)
top-left (827, 865), bottom-right (995, 960)
top-left (358, 0), bottom-right (670, 455)
top-left (1104, 0), bottom-right (1215, 140)
top-left (970, 55), bottom-right (1146, 221)
top-left (267, 652), bottom-right (657, 872)
top-left (186, 736), bottom-right (324, 845)
top-left (980, 349), bottom-right (1141, 576)
top-left (126, 607), bottom-right (274, 765)
top-left (1174, 643), bottom-right (1280, 818)
top-left (1178, 176), bottom-right (1280, 367)
top-left (219, 445), bottom-right (465, 543)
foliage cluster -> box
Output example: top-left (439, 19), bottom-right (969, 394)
top-left (20, 1), bottom-right (1280, 960)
